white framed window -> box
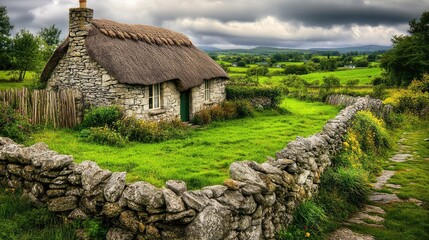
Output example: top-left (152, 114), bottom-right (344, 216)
top-left (149, 83), bottom-right (161, 109)
top-left (204, 79), bottom-right (211, 101)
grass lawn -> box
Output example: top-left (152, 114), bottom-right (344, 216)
top-left (0, 70), bottom-right (36, 90)
top-left (28, 98), bottom-right (340, 189)
top-left (300, 67), bottom-right (382, 85)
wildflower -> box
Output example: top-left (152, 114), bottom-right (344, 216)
top-left (305, 232), bottom-right (311, 238)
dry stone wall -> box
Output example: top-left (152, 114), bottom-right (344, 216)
top-left (0, 95), bottom-right (389, 240)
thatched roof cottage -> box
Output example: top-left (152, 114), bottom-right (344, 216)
top-left (41, 1), bottom-right (228, 121)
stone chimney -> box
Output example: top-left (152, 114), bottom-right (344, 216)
top-left (69, 0), bottom-right (93, 38)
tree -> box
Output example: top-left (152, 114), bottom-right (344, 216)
top-left (11, 29), bottom-right (42, 81)
top-left (38, 24), bottom-right (62, 62)
top-left (284, 64), bottom-right (308, 75)
top-left (0, 5), bottom-right (13, 70)
top-left (38, 24), bottom-right (61, 46)
top-left (320, 58), bottom-right (337, 71)
top-left (380, 11), bottom-right (429, 86)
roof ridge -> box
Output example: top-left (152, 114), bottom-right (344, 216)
top-left (92, 19), bottom-right (193, 47)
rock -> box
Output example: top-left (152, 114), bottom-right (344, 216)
top-left (286, 162), bottom-right (298, 173)
top-left (297, 170), bottom-right (311, 185)
top-left (182, 190), bottom-right (210, 212)
top-left (104, 172), bottom-right (126, 202)
top-left (7, 164), bottom-right (22, 176)
top-left (123, 181), bottom-right (164, 209)
top-left (81, 163), bottom-right (111, 191)
top-left (19, 143), bottom-right (49, 164)
top-left (46, 189), bottom-right (66, 197)
top-left (216, 190), bottom-right (244, 211)
top-left (67, 174), bottom-right (81, 185)
top-left (328, 228), bottom-right (374, 240)
top-left (165, 209), bottom-right (196, 222)
top-left (31, 150), bottom-right (58, 167)
top-left (237, 215), bottom-right (252, 231)
top-left (166, 180), bottom-right (187, 195)
top-left (145, 224), bottom-right (160, 239)
top-left (162, 188), bottom-right (186, 213)
top-left (101, 202), bottom-right (122, 218)
top-left (238, 225), bottom-right (262, 240)
top-left (119, 211), bottom-right (143, 233)
top-left (73, 161), bottom-right (98, 174)
top-left (202, 185), bottom-right (228, 198)
top-left (41, 154), bottom-right (73, 171)
top-left (68, 208), bottom-right (88, 220)
top-left (106, 227), bottom-right (134, 240)
top-left (186, 205), bottom-right (232, 240)
top-left (230, 161), bottom-right (266, 190)
top-left (31, 182), bottom-right (45, 197)
top-left (223, 179), bottom-right (245, 190)
top-left (22, 165), bottom-right (35, 181)
top-left (48, 196), bottom-right (78, 212)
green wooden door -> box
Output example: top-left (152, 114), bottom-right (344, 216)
top-left (180, 91), bottom-right (190, 122)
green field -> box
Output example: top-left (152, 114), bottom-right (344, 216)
top-left (0, 71), bottom-right (36, 90)
top-left (300, 68), bottom-right (382, 85)
top-left (28, 98), bottom-right (340, 189)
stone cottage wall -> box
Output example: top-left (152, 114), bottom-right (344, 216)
top-left (0, 95), bottom-right (390, 240)
top-left (190, 79), bottom-right (226, 118)
top-left (47, 8), bottom-right (225, 121)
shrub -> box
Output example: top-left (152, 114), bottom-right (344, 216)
top-left (0, 103), bottom-right (32, 143)
top-left (408, 73), bottom-right (429, 93)
top-left (384, 89), bottom-right (429, 117)
top-left (320, 168), bottom-right (370, 206)
top-left (346, 79), bottom-right (360, 87)
top-left (277, 201), bottom-right (329, 239)
top-left (192, 100), bottom-right (254, 125)
top-left (235, 100), bottom-right (254, 118)
top-left (115, 117), bottom-right (189, 143)
top-left (81, 106), bottom-right (122, 129)
top-left (85, 126), bottom-right (127, 147)
top-left (372, 76), bottom-right (386, 86)
top-left (372, 84), bottom-right (387, 99)
top-left (226, 85), bottom-right (283, 108)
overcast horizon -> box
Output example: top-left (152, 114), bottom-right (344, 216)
top-left (2, 0), bottom-right (427, 49)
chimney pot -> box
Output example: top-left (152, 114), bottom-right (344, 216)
top-left (79, 0), bottom-right (87, 8)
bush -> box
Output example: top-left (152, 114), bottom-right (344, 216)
top-left (0, 103), bottom-right (32, 142)
top-left (408, 73), bottom-right (429, 93)
top-left (346, 79), bottom-right (360, 87)
top-left (277, 201), bottom-right (329, 240)
top-left (372, 76), bottom-right (386, 86)
top-left (72, 218), bottom-right (109, 240)
top-left (383, 89), bottom-right (429, 117)
top-left (235, 100), bottom-right (254, 118)
top-left (81, 106), bottom-right (122, 129)
top-left (84, 126), bottom-right (127, 147)
top-left (115, 117), bottom-right (190, 143)
top-left (372, 84), bottom-right (387, 99)
top-left (226, 85), bottom-right (283, 108)
top-left (321, 168), bottom-right (370, 206)
top-left (192, 100), bottom-right (254, 125)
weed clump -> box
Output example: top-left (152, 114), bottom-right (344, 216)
top-left (0, 102), bottom-right (32, 142)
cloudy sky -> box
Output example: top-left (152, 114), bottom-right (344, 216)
top-left (2, 0), bottom-right (427, 49)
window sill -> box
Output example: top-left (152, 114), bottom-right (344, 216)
top-left (149, 108), bottom-right (167, 115)
top-left (204, 100), bottom-right (217, 106)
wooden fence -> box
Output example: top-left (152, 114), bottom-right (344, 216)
top-left (0, 88), bottom-right (82, 128)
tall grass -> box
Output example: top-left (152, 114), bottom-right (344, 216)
top-left (0, 188), bottom-right (76, 240)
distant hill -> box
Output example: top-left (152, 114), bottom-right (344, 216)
top-left (309, 45), bottom-right (392, 53)
top-left (201, 45), bottom-right (391, 54)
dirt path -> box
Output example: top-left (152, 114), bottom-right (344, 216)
top-left (328, 132), bottom-right (423, 240)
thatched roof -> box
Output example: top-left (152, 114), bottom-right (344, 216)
top-left (42, 19), bottom-right (228, 91)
